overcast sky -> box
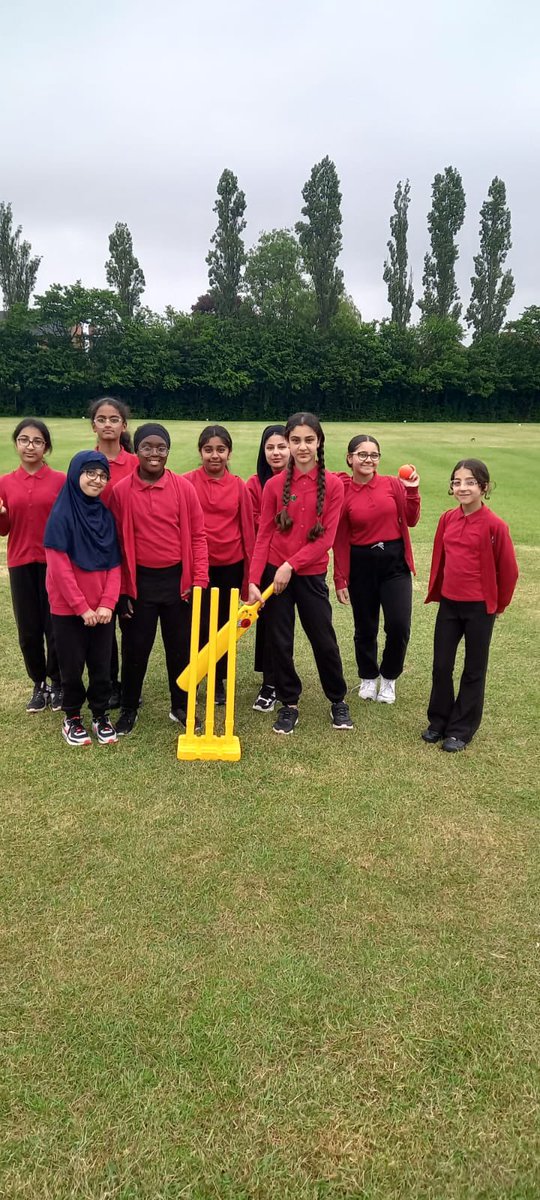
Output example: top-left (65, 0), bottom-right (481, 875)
top-left (2, 0), bottom-right (539, 322)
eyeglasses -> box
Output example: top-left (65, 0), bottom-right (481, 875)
top-left (138, 444), bottom-right (168, 456)
top-left (450, 479), bottom-right (478, 488)
top-left (83, 469), bottom-right (109, 482)
top-left (94, 415), bottom-right (122, 424)
top-left (354, 451), bottom-right (380, 461)
top-left (17, 435), bottom-right (46, 448)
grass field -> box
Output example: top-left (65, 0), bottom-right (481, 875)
top-left (1, 419), bottom-right (539, 1199)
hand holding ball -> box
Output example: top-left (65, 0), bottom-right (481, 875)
top-left (398, 464), bottom-right (416, 480)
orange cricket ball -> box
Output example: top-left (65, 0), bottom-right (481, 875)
top-left (398, 463), bottom-right (416, 480)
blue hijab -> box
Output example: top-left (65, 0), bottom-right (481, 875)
top-left (44, 450), bottom-right (121, 571)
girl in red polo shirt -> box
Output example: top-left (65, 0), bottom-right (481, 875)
top-left (110, 423), bottom-right (209, 736)
top-left (89, 396), bottom-right (138, 708)
top-left (423, 458), bottom-right (518, 752)
top-left (333, 434), bottom-right (421, 705)
top-left (248, 412), bottom-right (352, 735)
top-left (0, 418), bottom-right (65, 713)
top-left (246, 424), bottom-right (288, 712)
top-left (89, 396), bottom-right (137, 504)
top-left (44, 451), bottom-right (122, 746)
top-left (184, 425), bottom-right (254, 706)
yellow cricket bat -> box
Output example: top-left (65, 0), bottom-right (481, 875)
top-left (177, 583), bottom-right (275, 689)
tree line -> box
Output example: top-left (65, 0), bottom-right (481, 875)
top-left (0, 161), bottom-right (538, 420)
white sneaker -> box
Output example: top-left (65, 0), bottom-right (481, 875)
top-left (358, 678), bottom-right (378, 701)
top-left (377, 676), bottom-right (396, 704)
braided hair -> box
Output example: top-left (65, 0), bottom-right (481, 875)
top-left (275, 412), bottom-right (326, 540)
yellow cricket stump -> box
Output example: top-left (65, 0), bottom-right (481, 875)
top-left (177, 583), bottom-right (275, 690)
top-left (177, 586), bottom-right (241, 762)
top-left (176, 583), bottom-right (274, 764)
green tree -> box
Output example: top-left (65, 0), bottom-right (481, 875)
top-left (105, 222), bottom-right (146, 317)
top-left (466, 177), bottom-right (514, 338)
top-left (296, 156), bottom-right (344, 329)
top-left (206, 169), bottom-right (247, 317)
top-left (0, 202), bottom-right (41, 310)
top-left (418, 167), bottom-right (466, 320)
top-left (383, 179), bottom-right (414, 328)
top-left (34, 281), bottom-right (121, 338)
top-left (245, 228), bottom-right (308, 325)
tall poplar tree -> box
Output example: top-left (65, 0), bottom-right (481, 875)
top-left (418, 166), bottom-right (466, 320)
top-left (295, 156), bottom-right (344, 328)
top-left (245, 228), bottom-right (307, 325)
top-left (206, 169), bottom-right (247, 317)
top-left (0, 202), bottom-right (41, 310)
top-left (466, 177), bottom-right (514, 338)
top-left (383, 179), bottom-right (414, 328)
top-left (105, 222), bottom-right (145, 318)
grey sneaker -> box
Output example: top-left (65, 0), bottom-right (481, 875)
top-left (26, 682), bottom-right (49, 713)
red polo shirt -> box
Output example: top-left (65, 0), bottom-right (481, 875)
top-left (250, 467), bottom-right (344, 583)
top-left (129, 469), bottom-right (184, 567)
top-left (0, 464), bottom-right (66, 567)
top-left (441, 506), bottom-right (485, 601)
top-left (184, 468), bottom-right (246, 566)
top-left (100, 447), bottom-right (138, 506)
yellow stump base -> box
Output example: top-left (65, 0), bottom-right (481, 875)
top-left (177, 733), bottom-right (241, 762)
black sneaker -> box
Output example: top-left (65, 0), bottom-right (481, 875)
top-left (62, 716), bottom-right (91, 746)
top-left (215, 681), bottom-right (226, 706)
top-left (421, 727), bottom-right (443, 744)
top-left (272, 705), bottom-right (299, 735)
top-left (441, 736), bottom-right (467, 752)
top-left (49, 684), bottom-right (63, 712)
top-left (26, 682), bottom-right (49, 713)
top-left (169, 708), bottom-right (202, 733)
top-left (109, 684), bottom-right (122, 709)
top-left (92, 715), bottom-right (118, 744)
top-left (115, 708), bottom-right (138, 736)
top-left (331, 701), bottom-right (354, 730)
top-left (252, 684), bottom-right (277, 713)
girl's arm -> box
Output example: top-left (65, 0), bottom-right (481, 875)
top-left (0, 491), bottom-right (10, 536)
top-left (239, 478), bottom-right (255, 562)
top-left (494, 523), bottom-right (519, 614)
top-left (333, 498), bottom-right (351, 591)
top-left (249, 483), bottom-right (278, 585)
top-left (45, 549), bottom-right (92, 617)
top-left (98, 565), bottom-right (122, 614)
top-left (0, 477), bottom-right (9, 535)
top-left (246, 475), bottom-right (261, 530)
top-left (187, 484), bottom-right (209, 590)
top-left (402, 481), bottom-right (421, 527)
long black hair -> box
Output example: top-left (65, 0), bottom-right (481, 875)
top-left (256, 424), bottom-right (288, 487)
top-left (276, 413), bottom-right (326, 541)
top-left (89, 396), bottom-right (133, 453)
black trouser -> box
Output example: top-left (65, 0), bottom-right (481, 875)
top-left (110, 613), bottom-right (120, 686)
top-left (348, 539), bottom-right (412, 681)
top-left (254, 609), bottom-right (274, 688)
top-left (200, 561), bottom-right (244, 684)
top-left (261, 566), bottom-right (347, 706)
top-left (51, 615), bottom-right (113, 719)
top-left (121, 564), bottom-right (191, 712)
top-left (9, 562), bottom-right (60, 686)
top-left (427, 597), bottom-right (496, 743)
